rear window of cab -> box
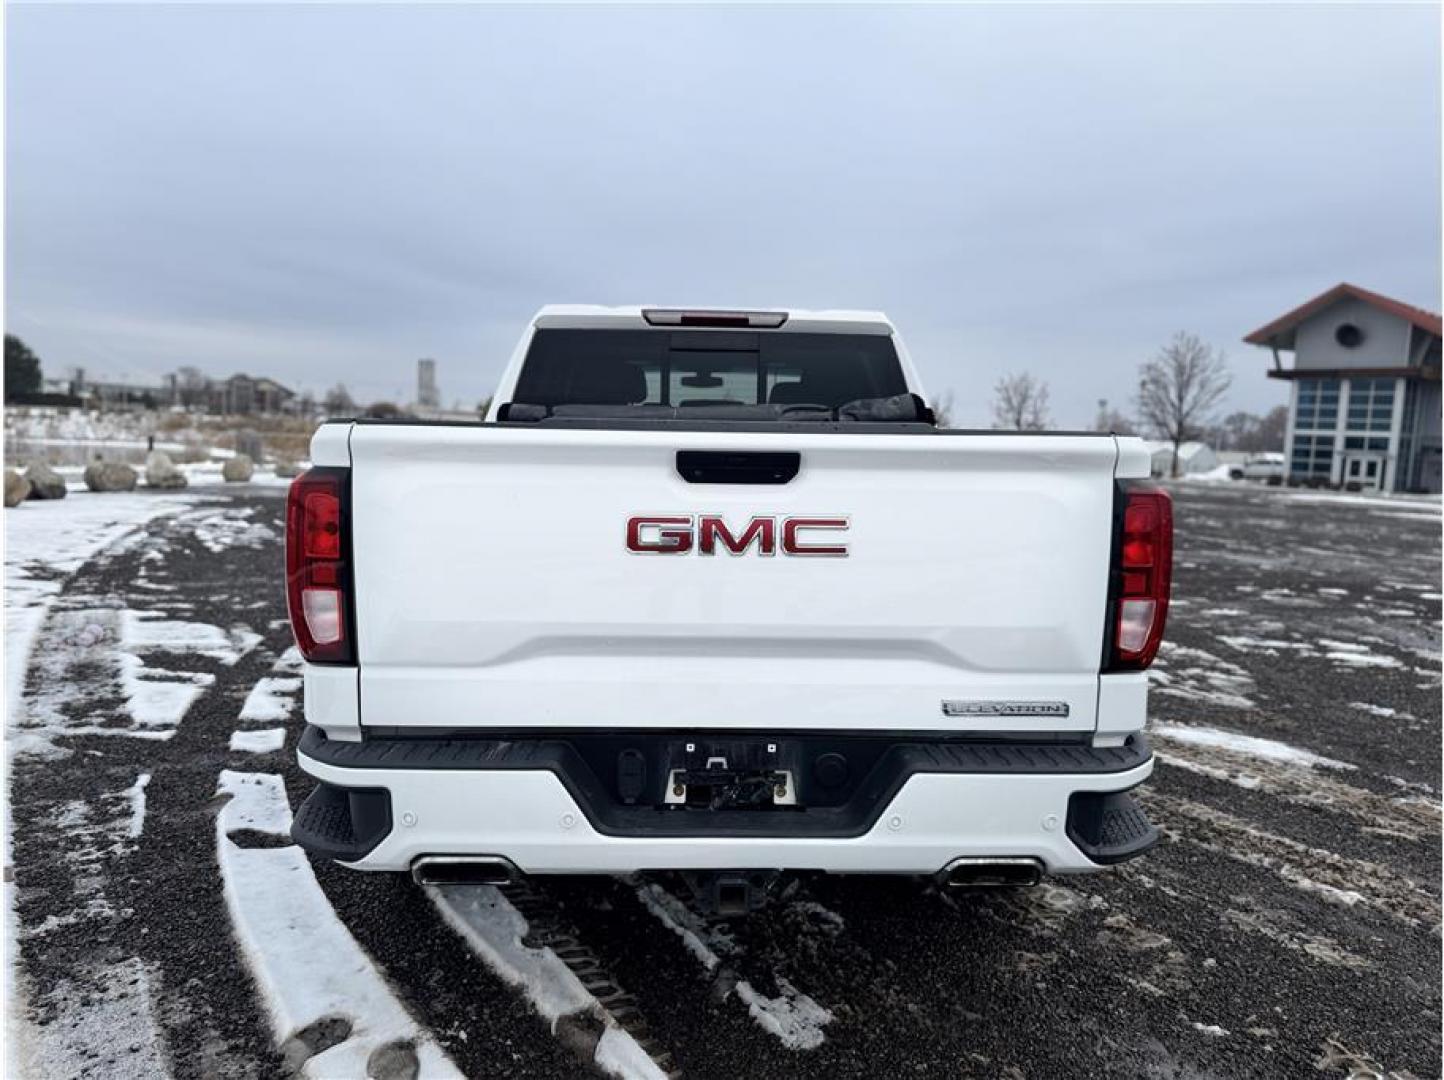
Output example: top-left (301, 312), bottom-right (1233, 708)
top-left (513, 329), bottom-right (908, 409)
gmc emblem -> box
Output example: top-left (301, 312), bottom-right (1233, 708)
top-left (627, 514), bottom-right (849, 557)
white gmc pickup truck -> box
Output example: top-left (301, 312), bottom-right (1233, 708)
top-left (287, 306), bottom-right (1171, 912)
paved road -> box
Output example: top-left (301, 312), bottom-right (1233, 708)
top-left (6, 482), bottom-right (1440, 1078)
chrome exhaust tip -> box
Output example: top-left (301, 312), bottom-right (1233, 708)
top-left (411, 856), bottom-right (518, 887)
top-left (941, 857), bottom-right (1043, 889)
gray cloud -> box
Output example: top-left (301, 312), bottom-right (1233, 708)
top-left (6, 4), bottom-right (1439, 425)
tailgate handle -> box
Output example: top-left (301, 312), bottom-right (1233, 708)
top-left (676, 450), bottom-right (800, 485)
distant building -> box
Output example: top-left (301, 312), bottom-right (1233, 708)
top-left (74, 368), bottom-right (171, 409)
top-left (1245, 283), bottom-right (1441, 493)
top-left (1145, 440), bottom-right (1219, 477)
top-left (417, 359), bottom-right (440, 409)
top-left (210, 374), bottom-right (297, 416)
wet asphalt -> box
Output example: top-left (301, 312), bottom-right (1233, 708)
top-left (6, 481), bottom-right (1440, 1078)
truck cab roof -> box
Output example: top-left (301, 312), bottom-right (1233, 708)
top-left (530, 305), bottom-right (896, 336)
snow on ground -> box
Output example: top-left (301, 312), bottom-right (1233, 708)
top-left (6, 956), bottom-right (171, 1080)
top-left (121, 609), bottom-right (249, 663)
top-left (1349, 702), bottom-right (1405, 719)
top-left (239, 676), bottom-right (302, 722)
top-left (3, 491), bottom-right (200, 1072)
top-left (635, 882), bottom-right (834, 1051)
top-left (1148, 642), bottom-right (1256, 709)
top-left (428, 885), bottom-right (670, 1080)
top-left (1281, 491), bottom-right (1442, 513)
top-left (215, 771), bottom-right (463, 1079)
top-left (1151, 722), bottom-right (1355, 771)
top-left (123, 773), bottom-right (151, 839)
top-left (178, 502), bottom-right (282, 552)
top-left (229, 728), bottom-right (286, 754)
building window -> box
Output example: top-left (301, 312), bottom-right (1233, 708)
top-left (1295, 377), bottom-right (1340, 430)
top-left (1334, 323), bottom-right (1364, 348)
top-left (1346, 377), bottom-right (1396, 433)
top-left (1343, 436), bottom-right (1391, 452)
top-left (1290, 433), bottom-right (1334, 476)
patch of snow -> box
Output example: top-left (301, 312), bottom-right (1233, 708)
top-left (1155, 752), bottom-right (1263, 790)
top-left (123, 773), bottom-right (151, 839)
top-left (1325, 650), bottom-right (1402, 669)
top-left (1279, 870), bottom-right (1365, 908)
top-left (119, 654), bottom-right (213, 729)
top-left (121, 609), bottom-right (244, 663)
top-left (1348, 702), bottom-right (1400, 719)
top-left (1191, 1022), bottom-right (1230, 1037)
top-left (596, 1026), bottom-right (672, 1080)
top-left (179, 504), bottom-right (278, 552)
top-left (1218, 635), bottom-right (1314, 653)
top-left (1150, 645), bottom-right (1257, 709)
top-left (214, 771), bottom-right (462, 1078)
top-left (59, 725), bottom-right (176, 741)
top-left (239, 676), bottom-right (302, 722)
top-left (229, 728), bottom-right (286, 754)
top-left (1282, 492), bottom-right (1442, 512)
top-left (1151, 723), bottom-right (1354, 771)
top-left (635, 882), bottom-right (833, 1051)
top-left (429, 885), bottom-right (669, 1079)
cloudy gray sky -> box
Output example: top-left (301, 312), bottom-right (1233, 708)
top-left (6, 3), bottom-right (1440, 426)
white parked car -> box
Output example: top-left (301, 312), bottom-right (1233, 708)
top-left (1230, 452), bottom-right (1285, 482)
top-left (283, 306), bottom-right (1173, 911)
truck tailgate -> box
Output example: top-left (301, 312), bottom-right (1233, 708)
top-left (348, 425), bottom-right (1121, 735)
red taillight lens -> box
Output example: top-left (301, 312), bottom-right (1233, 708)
top-left (286, 468), bottom-right (353, 664)
top-left (1110, 485), bottom-right (1172, 670)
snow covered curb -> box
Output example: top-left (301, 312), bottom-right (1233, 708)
top-left (214, 771), bottom-right (462, 1079)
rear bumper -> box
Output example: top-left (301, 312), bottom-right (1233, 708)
top-left (293, 726), bottom-right (1157, 875)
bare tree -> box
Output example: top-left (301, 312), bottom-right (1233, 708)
top-left (175, 366), bottom-right (212, 409)
top-left (930, 390), bottom-right (955, 428)
top-left (1092, 398), bottom-right (1135, 434)
top-left (991, 373), bottom-right (1051, 431)
top-left (1137, 332), bottom-right (1232, 477)
top-left (323, 383), bottom-right (356, 416)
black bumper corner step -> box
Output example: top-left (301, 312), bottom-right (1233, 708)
top-left (291, 782), bottom-right (393, 862)
top-left (1066, 790), bottom-right (1159, 865)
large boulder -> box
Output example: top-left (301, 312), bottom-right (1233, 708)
top-left (145, 450), bottom-right (188, 490)
top-left (84, 462), bottom-right (139, 492)
top-left (24, 462), bottom-right (67, 500)
top-left (222, 454), bottom-right (254, 482)
top-left (5, 469), bottom-right (31, 507)
top-left (273, 459), bottom-right (304, 480)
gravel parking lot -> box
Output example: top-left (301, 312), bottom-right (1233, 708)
top-left (5, 480), bottom-right (1440, 1079)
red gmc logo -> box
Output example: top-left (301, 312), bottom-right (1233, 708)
top-left (626, 515), bottom-right (849, 557)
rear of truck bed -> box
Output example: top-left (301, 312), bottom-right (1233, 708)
top-left (286, 307), bottom-right (1171, 895)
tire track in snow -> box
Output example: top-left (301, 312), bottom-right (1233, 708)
top-left (1147, 792), bottom-right (1439, 928)
top-left (6, 502), bottom-right (255, 1079)
top-left (634, 882), bottom-right (833, 1051)
top-left (215, 770), bottom-right (463, 1079)
top-left (1151, 723), bottom-right (1441, 842)
top-left (428, 881), bottom-right (675, 1079)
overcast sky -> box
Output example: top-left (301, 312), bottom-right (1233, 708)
top-left (6, 4), bottom-right (1440, 426)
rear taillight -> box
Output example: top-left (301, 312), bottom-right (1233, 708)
top-left (286, 467), bottom-right (354, 664)
top-left (1108, 484), bottom-right (1172, 670)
